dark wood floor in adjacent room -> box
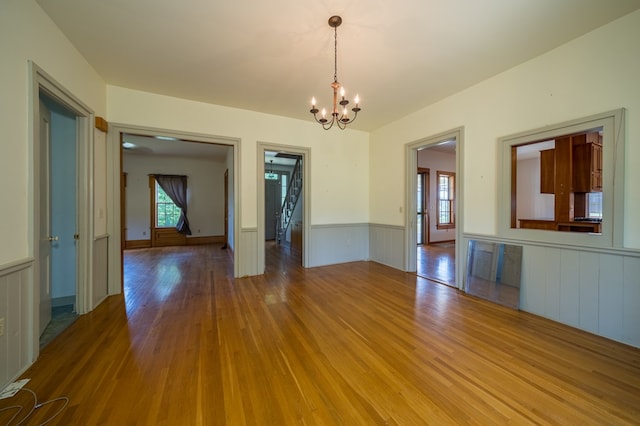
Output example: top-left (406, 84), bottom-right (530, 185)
top-left (4, 243), bottom-right (640, 424)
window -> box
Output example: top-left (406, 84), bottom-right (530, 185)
top-left (437, 171), bottom-right (455, 229)
top-left (587, 192), bottom-right (602, 219)
top-left (499, 109), bottom-right (625, 248)
top-left (155, 181), bottom-right (181, 228)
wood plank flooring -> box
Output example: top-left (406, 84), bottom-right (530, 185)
top-left (3, 243), bottom-right (639, 424)
top-left (417, 242), bottom-right (456, 286)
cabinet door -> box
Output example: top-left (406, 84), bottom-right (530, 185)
top-left (591, 143), bottom-right (602, 192)
top-left (573, 142), bottom-right (602, 192)
top-left (540, 149), bottom-right (555, 194)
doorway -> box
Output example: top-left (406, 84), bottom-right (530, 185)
top-left (38, 94), bottom-right (79, 346)
top-left (257, 143), bottom-right (310, 274)
top-left (30, 62), bottom-right (93, 356)
top-left (405, 128), bottom-right (464, 289)
top-left (264, 151), bottom-right (303, 266)
top-left (117, 130), bottom-right (238, 283)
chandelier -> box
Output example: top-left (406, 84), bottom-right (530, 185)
top-left (309, 16), bottom-right (361, 130)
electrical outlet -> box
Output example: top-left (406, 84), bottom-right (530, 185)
top-left (0, 317), bottom-right (5, 337)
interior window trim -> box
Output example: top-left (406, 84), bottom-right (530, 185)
top-left (497, 109), bottom-right (625, 249)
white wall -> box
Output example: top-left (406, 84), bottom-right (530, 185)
top-left (370, 10), bottom-right (640, 250)
top-left (0, 0), bottom-right (107, 388)
top-left (369, 10), bottom-right (640, 348)
top-left (0, 0), bottom-right (106, 265)
top-left (124, 154), bottom-right (227, 240)
top-left (417, 148), bottom-right (456, 243)
top-left (107, 87), bottom-right (370, 229)
top-left (516, 157), bottom-right (554, 222)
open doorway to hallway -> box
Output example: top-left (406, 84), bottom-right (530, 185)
top-left (416, 142), bottom-right (457, 286)
top-left (119, 132), bottom-right (236, 293)
top-left (406, 131), bottom-right (461, 288)
top-left (264, 151), bottom-right (303, 270)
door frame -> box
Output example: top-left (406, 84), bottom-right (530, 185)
top-left (405, 127), bottom-right (464, 289)
top-left (29, 62), bottom-right (94, 356)
top-left (223, 169), bottom-right (229, 248)
top-left (257, 142), bottom-right (311, 273)
top-left (417, 168), bottom-right (430, 245)
top-left (107, 124), bottom-right (241, 284)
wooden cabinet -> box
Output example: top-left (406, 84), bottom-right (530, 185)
top-left (539, 148), bottom-right (555, 194)
top-left (519, 219), bottom-right (556, 230)
top-left (538, 132), bottom-right (602, 194)
top-left (573, 141), bottom-right (602, 192)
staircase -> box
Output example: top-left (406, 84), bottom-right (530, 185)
top-left (276, 158), bottom-right (302, 244)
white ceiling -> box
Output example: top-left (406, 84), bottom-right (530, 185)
top-left (122, 134), bottom-right (230, 161)
top-left (37, 0), bottom-right (640, 132)
top-left (122, 134), bottom-right (299, 166)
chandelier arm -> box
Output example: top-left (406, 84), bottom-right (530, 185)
top-left (323, 116), bottom-right (335, 130)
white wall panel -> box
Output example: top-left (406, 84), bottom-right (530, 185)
top-left (598, 254), bottom-right (624, 342)
top-left (92, 236), bottom-right (109, 309)
top-left (578, 251), bottom-right (600, 334)
top-left (559, 250), bottom-right (580, 328)
top-left (622, 257), bottom-right (640, 345)
top-left (369, 224), bottom-right (405, 271)
top-left (308, 224), bottom-right (369, 268)
top-left (463, 234), bottom-right (640, 348)
top-left (0, 259), bottom-right (33, 389)
top-left (543, 247), bottom-right (561, 319)
top-left (520, 245), bottom-right (545, 314)
top-left (239, 228), bottom-right (258, 277)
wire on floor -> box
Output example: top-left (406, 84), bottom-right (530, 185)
top-left (0, 387), bottom-right (69, 426)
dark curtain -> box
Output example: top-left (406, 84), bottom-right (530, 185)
top-left (155, 174), bottom-right (192, 235)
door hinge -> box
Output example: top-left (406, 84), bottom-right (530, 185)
top-left (74, 234), bottom-right (79, 240)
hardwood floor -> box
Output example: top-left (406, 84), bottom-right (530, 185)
top-left (417, 242), bottom-right (456, 286)
top-left (3, 244), bottom-right (640, 424)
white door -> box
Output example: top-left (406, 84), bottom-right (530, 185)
top-left (39, 100), bottom-right (52, 335)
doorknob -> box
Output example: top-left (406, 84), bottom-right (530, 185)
top-left (48, 236), bottom-right (59, 241)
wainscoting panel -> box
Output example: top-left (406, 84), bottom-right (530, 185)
top-left (599, 254), bottom-right (624, 342)
top-left (0, 258), bottom-right (34, 389)
top-left (463, 234), bottom-right (640, 348)
top-left (559, 249), bottom-right (580, 328)
top-left (238, 228), bottom-right (258, 277)
top-left (308, 224), bottom-right (369, 268)
top-left (93, 235), bottom-right (109, 308)
top-left (623, 257), bottom-right (640, 345)
top-left (368, 224), bottom-right (405, 271)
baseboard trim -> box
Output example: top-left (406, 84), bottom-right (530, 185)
top-left (125, 239), bottom-right (151, 249)
top-left (125, 236), bottom-right (224, 249)
top-left (186, 235), bottom-right (224, 245)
